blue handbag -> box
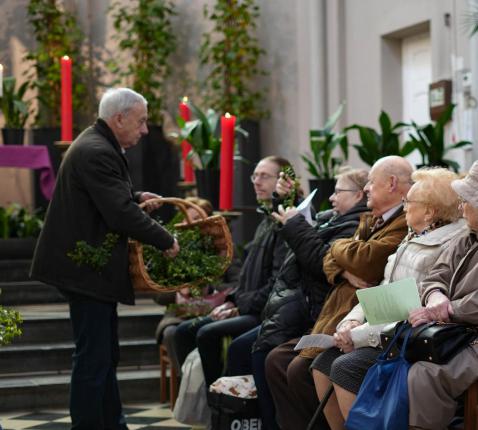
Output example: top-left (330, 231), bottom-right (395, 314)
top-left (345, 322), bottom-right (412, 430)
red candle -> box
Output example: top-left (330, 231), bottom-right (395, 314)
top-left (219, 112), bottom-right (236, 211)
top-left (179, 97), bottom-right (194, 182)
top-left (61, 55), bottom-right (73, 141)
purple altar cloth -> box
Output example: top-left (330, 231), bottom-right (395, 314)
top-left (0, 145), bottom-right (56, 200)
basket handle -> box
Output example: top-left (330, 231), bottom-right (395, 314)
top-left (139, 197), bottom-right (208, 224)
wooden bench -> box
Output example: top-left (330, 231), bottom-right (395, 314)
top-left (159, 343), bottom-right (179, 409)
top-left (465, 380), bottom-right (478, 430)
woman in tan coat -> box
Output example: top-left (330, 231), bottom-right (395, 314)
top-left (408, 161), bottom-right (478, 430)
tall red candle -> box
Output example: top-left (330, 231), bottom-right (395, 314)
top-left (61, 56), bottom-right (73, 141)
top-left (219, 113), bottom-right (236, 211)
top-left (179, 97), bottom-right (194, 182)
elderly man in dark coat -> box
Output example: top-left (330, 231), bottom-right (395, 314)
top-left (31, 88), bottom-right (179, 430)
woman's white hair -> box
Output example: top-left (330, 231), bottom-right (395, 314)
top-left (98, 88), bottom-right (147, 119)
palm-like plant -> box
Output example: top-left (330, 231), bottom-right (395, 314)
top-left (346, 111), bottom-right (413, 166)
top-left (406, 104), bottom-right (472, 172)
top-left (0, 77), bottom-right (30, 128)
top-left (175, 101), bottom-right (248, 170)
top-left (301, 104), bottom-right (348, 179)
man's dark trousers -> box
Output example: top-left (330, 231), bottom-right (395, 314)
top-left (68, 296), bottom-right (128, 430)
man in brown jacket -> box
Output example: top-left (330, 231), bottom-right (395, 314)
top-left (265, 156), bottom-right (413, 430)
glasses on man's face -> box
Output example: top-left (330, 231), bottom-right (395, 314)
top-left (250, 173), bottom-right (278, 183)
top-left (402, 197), bottom-right (425, 208)
top-left (333, 188), bottom-right (358, 195)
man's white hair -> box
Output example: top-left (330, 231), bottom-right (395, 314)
top-left (98, 88), bottom-right (147, 119)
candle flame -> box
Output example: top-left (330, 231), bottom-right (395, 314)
top-left (225, 112), bottom-right (231, 118)
top-left (62, 55), bottom-right (70, 60)
top-left (182, 96), bottom-right (188, 103)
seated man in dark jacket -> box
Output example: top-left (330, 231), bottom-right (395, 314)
top-left (174, 156), bottom-right (291, 386)
top-left (226, 168), bottom-right (369, 430)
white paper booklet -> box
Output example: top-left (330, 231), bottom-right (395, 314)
top-left (294, 333), bottom-right (335, 350)
top-left (296, 188), bottom-right (317, 226)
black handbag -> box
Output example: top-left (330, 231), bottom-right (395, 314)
top-left (380, 321), bottom-right (478, 364)
top-left (207, 392), bottom-right (262, 430)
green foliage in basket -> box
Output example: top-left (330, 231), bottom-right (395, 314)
top-left (143, 225), bottom-right (226, 288)
top-left (68, 233), bottom-right (119, 272)
top-left (0, 293), bottom-right (22, 345)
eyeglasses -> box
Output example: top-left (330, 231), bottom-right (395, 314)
top-left (333, 188), bottom-right (359, 195)
top-left (402, 197), bottom-right (425, 207)
top-left (250, 173), bottom-right (278, 183)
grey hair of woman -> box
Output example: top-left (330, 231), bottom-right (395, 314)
top-left (98, 88), bottom-right (147, 120)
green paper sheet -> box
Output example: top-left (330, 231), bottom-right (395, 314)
top-left (356, 277), bottom-right (422, 325)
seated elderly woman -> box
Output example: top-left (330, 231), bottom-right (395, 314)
top-left (407, 161), bottom-right (478, 430)
top-left (311, 167), bottom-right (466, 430)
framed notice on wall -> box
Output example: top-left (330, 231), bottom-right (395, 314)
top-left (429, 80), bottom-right (452, 120)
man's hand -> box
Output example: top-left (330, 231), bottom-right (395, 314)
top-left (272, 204), bottom-right (298, 225)
top-left (140, 192), bottom-right (163, 213)
top-left (276, 172), bottom-right (294, 197)
top-left (210, 301), bottom-right (236, 321)
top-left (163, 238), bottom-right (180, 258)
top-left (342, 270), bottom-right (373, 289)
top-left (334, 320), bottom-right (361, 353)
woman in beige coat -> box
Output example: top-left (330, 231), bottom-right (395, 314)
top-left (311, 168), bottom-right (465, 430)
top-left (408, 161), bottom-right (478, 430)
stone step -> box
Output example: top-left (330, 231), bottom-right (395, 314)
top-left (0, 280), bottom-right (158, 305)
top-left (0, 280), bottom-right (66, 305)
top-left (0, 260), bottom-right (31, 282)
top-left (0, 368), bottom-right (163, 412)
top-left (0, 339), bottom-right (159, 375)
top-left (9, 300), bottom-right (164, 345)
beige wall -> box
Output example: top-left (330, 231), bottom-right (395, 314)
top-left (339, 0), bottom-right (474, 169)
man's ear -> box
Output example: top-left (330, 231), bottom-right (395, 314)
top-left (112, 113), bottom-right (123, 129)
top-left (390, 175), bottom-right (398, 192)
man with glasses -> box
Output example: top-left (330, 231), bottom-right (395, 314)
top-left (174, 156), bottom-right (291, 387)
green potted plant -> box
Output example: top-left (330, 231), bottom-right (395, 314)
top-left (200, 0), bottom-right (267, 210)
top-left (405, 104), bottom-right (472, 172)
top-left (200, 0), bottom-right (268, 120)
top-left (25, 0), bottom-right (87, 208)
top-left (346, 111), bottom-right (413, 166)
top-left (109, 0), bottom-right (179, 219)
top-left (0, 77), bottom-right (30, 145)
top-left (174, 101), bottom-right (247, 209)
top-left (25, 0), bottom-right (87, 129)
top-left (301, 103), bottom-right (348, 210)
top-left (0, 297), bottom-right (22, 346)
top-left (0, 204), bottom-right (44, 259)
top-left (109, 0), bottom-right (176, 125)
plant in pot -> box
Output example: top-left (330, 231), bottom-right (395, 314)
top-left (200, 0), bottom-right (267, 214)
top-left (25, 0), bottom-right (88, 209)
top-left (174, 101), bottom-right (247, 210)
top-left (0, 77), bottom-right (30, 145)
top-left (346, 111), bottom-right (413, 166)
top-left (0, 203), bottom-right (44, 259)
top-left (301, 104), bottom-right (348, 211)
top-left (405, 104), bottom-right (472, 172)
top-left (109, 0), bottom-right (179, 221)
top-left (0, 297), bottom-right (22, 346)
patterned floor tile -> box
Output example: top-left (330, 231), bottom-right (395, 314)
top-left (0, 403), bottom-right (191, 430)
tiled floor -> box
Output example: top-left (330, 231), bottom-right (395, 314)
top-left (0, 403), bottom-right (191, 430)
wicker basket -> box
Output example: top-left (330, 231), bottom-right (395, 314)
top-left (129, 197), bottom-right (234, 293)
